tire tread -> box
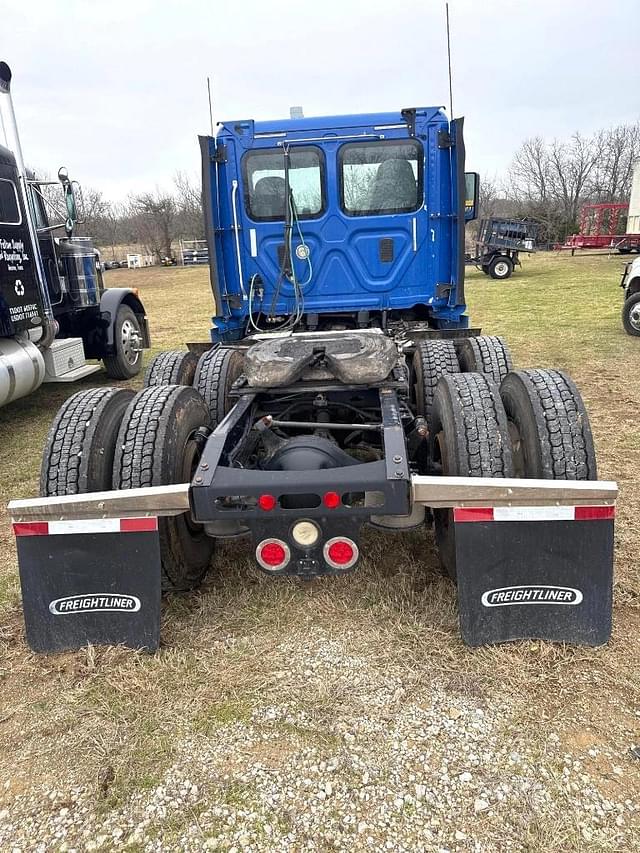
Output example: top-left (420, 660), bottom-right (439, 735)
top-left (437, 372), bottom-right (513, 477)
top-left (144, 350), bottom-right (198, 387)
top-left (40, 387), bottom-right (132, 496)
top-left (502, 368), bottom-right (597, 480)
top-left (414, 339), bottom-right (460, 430)
top-left (113, 385), bottom-right (213, 591)
top-left (458, 335), bottom-right (513, 385)
top-left (194, 347), bottom-right (242, 426)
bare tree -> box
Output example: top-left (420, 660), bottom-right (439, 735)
top-left (129, 191), bottom-right (176, 261)
top-left (588, 123), bottom-right (640, 202)
top-left (75, 186), bottom-right (109, 238)
top-left (547, 132), bottom-right (604, 227)
top-left (509, 137), bottom-right (550, 204)
top-left (342, 164), bottom-right (377, 211)
top-left (508, 124), bottom-right (640, 242)
top-left (174, 171), bottom-right (205, 240)
top-left (95, 201), bottom-right (127, 260)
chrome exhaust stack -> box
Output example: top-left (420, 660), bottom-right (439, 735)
top-left (0, 61), bottom-right (56, 347)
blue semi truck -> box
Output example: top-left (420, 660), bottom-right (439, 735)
top-left (9, 104), bottom-right (617, 651)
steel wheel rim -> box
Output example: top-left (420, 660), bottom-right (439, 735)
top-left (629, 303), bottom-right (640, 331)
top-left (121, 318), bottom-right (142, 365)
top-left (494, 261), bottom-right (509, 277)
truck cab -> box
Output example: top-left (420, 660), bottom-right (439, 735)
top-left (0, 146), bottom-right (46, 338)
top-left (200, 108), bottom-right (478, 341)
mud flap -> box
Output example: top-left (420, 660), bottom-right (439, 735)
top-left (14, 517), bottom-right (161, 653)
top-left (453, 506), bottom-right (614, 647)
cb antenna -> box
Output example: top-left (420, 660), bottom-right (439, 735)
top-left (207, 76), bottom-right (214, 136)
top-left (445, 2), bottom-right (454, 121)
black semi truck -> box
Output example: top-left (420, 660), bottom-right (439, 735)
top-left (0, 62), bottom-right (149, 407)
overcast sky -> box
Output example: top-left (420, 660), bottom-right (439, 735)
top-left (1, 0), bottom-right (638, 201)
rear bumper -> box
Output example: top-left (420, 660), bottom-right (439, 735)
top-left (9, 475), bottom-right (618, 649)
top-left (8, 475), bottom-right (618, 522)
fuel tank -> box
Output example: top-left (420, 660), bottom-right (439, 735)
top-left (0, 335), bottom-right (45, 406)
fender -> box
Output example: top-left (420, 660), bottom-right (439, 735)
top-left (99, 288), bottom-right (151, 352)
top-left (626, 276), bottom-right (640, 297)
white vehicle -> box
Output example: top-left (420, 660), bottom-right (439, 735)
top-left (620, 255), bottom-right (640, 336)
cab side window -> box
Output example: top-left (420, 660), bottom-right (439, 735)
top-left (0, 178), bottom-right (21, 225)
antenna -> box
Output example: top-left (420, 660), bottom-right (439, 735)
top-left (207, 76), bottom-right (214, 136)
top-left (445, 2), bottom-right (454, 121)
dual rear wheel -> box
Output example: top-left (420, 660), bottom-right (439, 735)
top-left (145, 346), bottom-right (244, 426)
top-left (412, 339), bottom-right (597, 578)
top-left (41, 346), bottom-right (244, 592)
top-left (41, 383), bottom-right (214, 592)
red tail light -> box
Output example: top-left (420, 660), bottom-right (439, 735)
top-left (258, 493), bottom-right (277, 511)
top-left (256, 538), bottom-right (290, 571)
top-left (323, 491), bottom-right (341, 509)
top-left (323, 537), bottom-right (359, 570)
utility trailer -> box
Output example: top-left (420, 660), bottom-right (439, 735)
top-left (9, 106), bottom-right (616, 652)
top-left (466, 217), bottom-right (538, 280)
top-left (0, 62), bottom-right (150, 407)
top-left (560, 199), bottom-right (640, 255)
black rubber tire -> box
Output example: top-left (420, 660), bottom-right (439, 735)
top-left (457, 335), bottom-right (513, 385)
top-left (622, 292), bottom-right (640, 337)
top-left (103, 305), bottom-right (144, 379)
top-left (500, 369), bottom-right (597, 480)
top-left (194, 347), bottom-right (244, 427)
top-left (144, 350), bottom-right (199, 387)
top-left (489, 256), bottom-right (513, 280)
top-left (113, 385), bottom-right (214, 591)
top-left (431, 373), bottom-right (514, 580)
top-left (40, 387), bottom-right (134, 496)
top-left (481, 265), bottom-right (490, 275)
top-left (412, 339), bottom-right (460, 432)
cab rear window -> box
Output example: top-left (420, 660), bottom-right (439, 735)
top-left (340, 139), bottom-right (423, 216)
top-left (0, 178), bottom-right (21, 225)
top-left (243, 147), bottom-right (325, 221)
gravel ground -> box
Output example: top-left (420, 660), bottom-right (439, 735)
top-left (1, 629), bottom-right (638, 852)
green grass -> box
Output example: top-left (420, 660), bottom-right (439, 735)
top-left (466, 251), bottom-right (630, 365)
